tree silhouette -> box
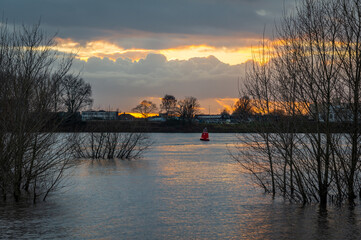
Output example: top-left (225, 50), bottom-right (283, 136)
top-left (178, 96), bottom-right (200, 122)
top-left (160, 94), bottom-right (177, 119)
top-left (232, 96), bottom-right (253, 121)
top-left (132, 100), bottom-right (158, 119)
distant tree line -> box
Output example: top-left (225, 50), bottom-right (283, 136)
top-left (132, 95), bottom-right (201, 122)
top-left (132, 94), bottom-right (260, 123)
top-left (233, 0), bottom-right (361, 208)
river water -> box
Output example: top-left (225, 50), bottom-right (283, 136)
top-left (0, 133), bottom-right (360, 239)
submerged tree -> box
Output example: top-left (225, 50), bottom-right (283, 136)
top-left (0, 21), bottom-right (78, 202)
top-left (241, 35), bottom-right (277, 197)
top-left (233, 0), bottom-right (361, 207)
top-left (333, 0), bottom-right (361, 205)
top-left (72, 131), bottom-right (152, 160)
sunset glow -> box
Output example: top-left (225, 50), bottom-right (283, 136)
top-left (214, 98), bottom-right (239, 112)
top-left (159, 45), bottom-right (255, 65)
top-left (55, 38), bottom-right (154, 62)
top-left (122, 112), bottom-right (159, 118)
top-left (54, 38), bottom-right (260, 65)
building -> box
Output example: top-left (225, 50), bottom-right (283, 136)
top-left (196, 114), bottom-right (231, 124)
top-left (81, 110), bottom-right (118, 121)
top-left (148, 116), bottom-right (166, 122)
top-left (309, 103), bottom-right (354, 122)
top-left (118, 112), bottom-right (137, 121)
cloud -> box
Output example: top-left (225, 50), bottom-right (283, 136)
top-left (2, 0), bottom-right (294, 66)
top-left (54, 37), bottom-right (265, 65)
top-left (71, 54), bottom-right (248, 113)
top-left (256, 9), bottom-right (269, 16)
top-left (1, 0), bottom-right (295, 42)
top-left (0, 0), bottom-right (294, 113)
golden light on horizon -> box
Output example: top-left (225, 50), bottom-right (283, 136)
top-left (213, 97), bottom-right (309, 116)
top-left (54, 37), bottom-right (261, 65)
top-left (248, 99), bottom-right (309, 116)
top-left (215, 98), bottom-right (239, 113)
top-left (159, 45), bottom-right (255, 65)
top-left (54, 38), bottom-right (154, 62)
top-left (119, 112), bottom-right (159, 118)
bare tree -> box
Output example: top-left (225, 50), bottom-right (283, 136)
top-left (233, 0), bottom-right (359, 208)
top-left (0, 21), bottom-right (78, 202)
top-left (232, 96), bottom-right (253, 121)
top-left (178, 96), bottom-right (201, 122)
top-left (281, 0), bottom-right (340, 207)
top-left (160, 94), bottom-right (178, 119)
top-left (73, 132), bottom-right (152, 160)
top-left (132, 100), bottom-right (158, 119)
top-left (332, 0), bottom-right (361, 205)
top-left (60, 74), bottom-right (93, 113)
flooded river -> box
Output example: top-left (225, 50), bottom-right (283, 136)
top-left (0, 133), bottom-right (360, 239)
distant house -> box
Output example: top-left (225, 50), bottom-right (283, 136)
top-left (118, 112), bottom-right (137, 121)
top-left (148, 116), bottom-right (166, 122)
top-left (309, 104), bottom-right (354, 122)
top-left (81, 110), bottom-right (118, 121)
top-left (57, 111), bottom-right (81, 121)
top-left (196, 114), bottom-right (230, 124)
top-left (230, 113), bottom-right (253, 123)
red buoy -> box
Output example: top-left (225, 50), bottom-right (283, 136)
top-left (200, 128), bottom-right (209, 141)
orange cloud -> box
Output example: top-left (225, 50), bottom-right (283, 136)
top-left (159, 45), bottom-right (256, 65)
top-left (215, 98), bottom-right (239, 112)
top-left (54, 37), bottom-right (269, 65)
top-left (54, 38), bottom-right (153, 62)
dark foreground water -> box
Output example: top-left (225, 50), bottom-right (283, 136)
top-left (1, 133), bottom-right (361, 239)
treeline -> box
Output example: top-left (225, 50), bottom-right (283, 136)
top-left (132, 95), bottom-right (201, 122)
top-left (233, 0), bottom-right (361, 208)
top-left (132, 94), bottom-right (270, 122)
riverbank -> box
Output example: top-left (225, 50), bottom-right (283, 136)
top-left (56, 120), bottom-right (350, 133)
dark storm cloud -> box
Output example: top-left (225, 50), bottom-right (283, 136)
top-left (1, 0), bottom-right (294, 42)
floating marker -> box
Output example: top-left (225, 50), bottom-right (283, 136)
top-left (200, 128), bottom-right (210, 141)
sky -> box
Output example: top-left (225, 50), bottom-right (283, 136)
top-left (0, 0), bottom-right (295, 114)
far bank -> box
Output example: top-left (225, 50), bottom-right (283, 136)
top-left (55, 120), bottom-right (352, 133)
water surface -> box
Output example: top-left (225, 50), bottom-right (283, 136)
top-left (0, 133), bottom-right (360, 239)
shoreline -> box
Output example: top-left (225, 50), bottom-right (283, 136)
top-left (54, 120), bottom-right (353, 133)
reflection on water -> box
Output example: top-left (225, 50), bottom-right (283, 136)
top-left (0, 133), bottom-right (360, 239)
